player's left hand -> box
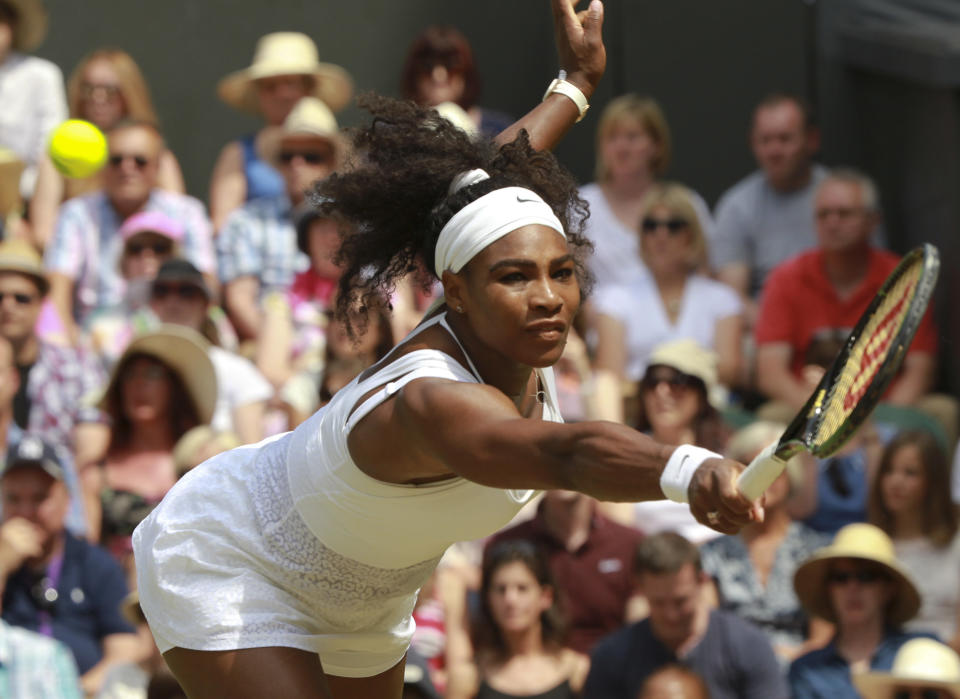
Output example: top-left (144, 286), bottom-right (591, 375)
top-left (688, 458), bottom-right (764, 534)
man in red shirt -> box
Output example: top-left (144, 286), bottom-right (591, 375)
top-left (754, 168), bottom-right (937, 409)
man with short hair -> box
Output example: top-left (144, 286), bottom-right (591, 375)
top-left (583, 532), bottom-right (786, 699)
top-left (44, 119), bottom-right (215, 331)
top-left (755, 168), bottom-right (937, 409)
top-left (711, 94), bottom-right (827, 313)
top-left (0, 436), bottom-right (138, 696)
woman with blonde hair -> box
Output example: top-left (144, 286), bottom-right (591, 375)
top-left (29, 48), bottom-right (185, 248)
top-left (592, 183), bottom-right (742, 423)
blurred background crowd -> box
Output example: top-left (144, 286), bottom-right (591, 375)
top-left (2, 0), bottom-right (960, 697)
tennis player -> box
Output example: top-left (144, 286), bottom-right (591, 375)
top-left (133, 2), bottom-right (761, 697)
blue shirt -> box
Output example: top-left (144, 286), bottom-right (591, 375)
top-left (789, 630), bottom-right (935, 699)
top-left (2, 533), bottom-right (134, 674)
top-left (239, 133), bottom-right (285, 201)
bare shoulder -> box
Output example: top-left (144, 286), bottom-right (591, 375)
top-left (561, 647), bottom-right (591, 692)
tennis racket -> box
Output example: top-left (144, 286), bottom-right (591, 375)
top-left (737, 243), bottom-right (940, 500)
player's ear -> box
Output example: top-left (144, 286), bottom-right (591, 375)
top-left (441, 269), bottom-right (467, 314)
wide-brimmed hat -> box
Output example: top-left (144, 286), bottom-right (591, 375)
top-left (97, 324), bottom-right (217, 425)
top-left (0, 237), bottom-right (48, 295)
top-left (217, 32), bottom-right (353, 114)
top-left (854, 638), bottom-right (960, 698)
top-left (258, 96), bottom-right (343, 168)
top-left (645, 338), bottom-right (725, 409)
top-left (793, 522), bottom-right (921, 625)
top-left (4, 0), bottom-right (48, 52)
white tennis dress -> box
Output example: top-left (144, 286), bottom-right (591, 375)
top-left (132, 313), bottom-right (562, 677)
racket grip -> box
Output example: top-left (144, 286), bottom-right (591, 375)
top-left (736, 441), bottom-right (787, 501)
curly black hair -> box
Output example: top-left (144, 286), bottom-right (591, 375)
top-left (313, 94), bottom-right (592, 330)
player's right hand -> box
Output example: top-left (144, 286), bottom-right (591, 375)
top-left (551, 0), bottom-right (606, 96)
top-left (688, 458), bottom-right (764, 534)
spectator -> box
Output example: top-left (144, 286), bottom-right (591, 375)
top-left (0, 0), bottom-right (67, 201)
top-left (869, 430), bottom-right (960, 648)
top-left (579, 95), bottom-right (713, 294)
top-left (584, 532), bottom-right (786, 699)
top-left (592, 183), bottom-right (742, 422)
top-left (755, 168), bottom-right (937, 410)
top-left (401, 25), bottom-right (512, 138)
top-left (82, 325), bottom-right (215, 569)
top-left (638, 665), bottom-right (711, 699)
top-left (0, 617), bottom-right (82, 698)
top-left (700, 421), bottom-right (830, 662)
top-left (711, 93), bottom-right (825, 314)
top-left (446, 540), bottom-right (589, 699)
top-left (149, 258), bottom-right (272, 443)
top-left (30, 48), bottom-right (185, 249)
top-left (0, 436), bottom-right (139, 696)
top-left (486, 490), bottom-right (643, 655)
top-left (854, 637), bottom-right (960, 699)
top-left (0, 238), bottom-right (104, 535)
top-left (217, 96), bottom-right (344, 340)
top-left (210, 31), bottom-right (352, 230)
top-left (44, 119), bottom-right (215, 334)
top-left (789, 523), bottom-right (931, 698)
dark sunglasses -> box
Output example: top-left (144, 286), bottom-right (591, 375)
top-left (126, 240), bottom-right (172, 256)
top-left (893, 689), bottom-right (947, 699)
top-left (0, 291), bottom-right (36, 305)
top-left (108, 153), bottom-right (150, 169)
top-left (279, 150), bottom-right (331, 165)
top-left (641, 217), bottom-right (689, 235)
top-left (640, 369), bottom-right (701, 392)
top-left (826, 569), bottom-right (886, 585)
top-left (152, 283), bottom-right (205, 300)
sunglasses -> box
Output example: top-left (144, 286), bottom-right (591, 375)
top-left (0, 291), bottom-right (36, 305)
top-left (152, 283), bottom-right (206, 301)
top-left (641, 217), bottom-right (689, 235)
top-left (108, 154), bottom-right (150, 169)
top-left (893, 689), bottom-right (949, 699)
top-left (826, 569), bottom-right (887, 585)
top-left (126, 240), bottom-right (172, 256)
top-left (640, 369), bottom-right (701, 392)
top-left (278, 150), bottom-right (332, 166)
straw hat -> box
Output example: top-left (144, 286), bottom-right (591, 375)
top-left (97, 324), bottom-right (217, 425)
top-left (0, 237), bottom-right (48, 295)
top-left (5, 0), bottom-right (48, 52)
top-left (793, 523), bottom-right (921, 625)
top-left (258, 96), bottom-right (342, 166)
top-left (854, 638), bottom-right (960, 698)
top-left (646, 338), bottom-right (726, 409)
top-left (217, 32), bottom-right (353, 114)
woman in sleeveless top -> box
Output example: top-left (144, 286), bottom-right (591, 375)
top-left (133, 4), bottom-right (760, 697)
top-left (447, 540), bottom-right (588, 699)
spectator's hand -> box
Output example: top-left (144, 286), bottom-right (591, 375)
top-left (0, 518), bottom-right (44, 576)
top-left (688, 458), bottom-right (763, 534)
top-left (552, 0), bottom-right (606, 96)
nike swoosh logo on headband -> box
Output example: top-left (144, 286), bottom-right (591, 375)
top-left (516, 195), bottom-right (538, 203)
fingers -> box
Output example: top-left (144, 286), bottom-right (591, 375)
top-left (584, 0), bottom-right (604, 39)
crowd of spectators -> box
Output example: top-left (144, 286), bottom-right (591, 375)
top-left (1, 1), bottom-right (959, 697)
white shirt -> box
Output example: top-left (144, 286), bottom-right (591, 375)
top-left (898, 534), bottom-right (960, 641)
top-left (209, 346), bottom-right (273, 434)
top-left (0, 52), bottom-right (67, 198)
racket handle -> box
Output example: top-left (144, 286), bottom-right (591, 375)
top-left (737, 441), bottom-right (787, 500)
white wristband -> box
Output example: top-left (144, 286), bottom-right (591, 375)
top-left (660, 445), bottom-right (724, 504)
top-left (542, 71), bottom-right (589, 122)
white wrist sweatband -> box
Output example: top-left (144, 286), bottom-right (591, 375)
top-left (542, 70), bottom-right (589, 122)
top-left (660, 444), bottom-right (724, 504)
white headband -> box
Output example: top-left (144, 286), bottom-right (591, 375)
top-left (434, 169), bottom-right (566, 278)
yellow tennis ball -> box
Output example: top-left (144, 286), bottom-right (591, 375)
top-left (48, 119), bottom-right (108, 179)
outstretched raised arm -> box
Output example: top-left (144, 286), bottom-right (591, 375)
top-left (496, 0), bottom-right (606, 151)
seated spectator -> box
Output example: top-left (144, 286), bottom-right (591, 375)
top-left (0, 0), bottom-right (66, 202)
top-left (592, 184), bottom-right (741, 422)
top-left (0, 616), bottom-right (81, 698)
top-left (30, 48), bottom-right (185, 249)
top-left (82, 325), bottom-right (215, 570)
top-left (629, 340), bottom-right (730, 543)
top-left (869, 430), bottom-right (960, 648)
top-left (638, 665), bottom-right (711, 699)
top-left (210, 31), bottom-right (352, 230)
top-left (43, 119), bottom-right (215, 335)
top-left (149, 259), bottom-right (272, 443)
top-left (700, 421), bottom-right (830, 663)
top-left (0, 436), bottom-right (139, 696)
top-left (486, 490), bottom-right (643, 655)
top-left (579, 94), bottom-right (714, 294)
top-left (0, 238), bottom-right (105, 534)
top-left (711, 93), bottom-right (826, 316)
top-left (446, 540), bottom-right (589, 699)
top-left (789, 523), bottom-right (932, 698)
top-left (584, 532), bottom-right (786, 699)
top-left (854, 637), bottom-right (960, 699)
top-left (755, 168), bottom-right (937, 410)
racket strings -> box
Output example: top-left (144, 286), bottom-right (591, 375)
top-left (811, 264), bottom-right (921, 447)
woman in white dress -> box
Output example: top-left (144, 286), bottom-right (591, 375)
top-left (132, 4), bottom-right (760, 697)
